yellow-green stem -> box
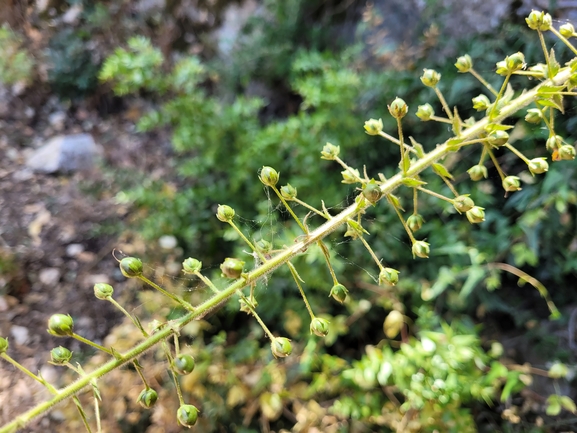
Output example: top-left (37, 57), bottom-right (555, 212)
top-left (387, 195), bottom-right (416, 244)
top-left (72, 334), bottom-right (113, 356)
top-left (286, 262), bottom-right (315, 319)
top-left (317, 240), bottom-right (339, 285)
top-left (229, 220), bottom-right (267, 263)
top-left (272, 186), bottom-right (308, 233)
top-left (138, 275), bottom-right (195, 312)
top-left (413, 188), bottom-right (418, 215)
top-left (0, 353), bottom-right (59, 394)
top-left (108, 297), bottom-right (149, 337)
top-left (434, 87), bottom-right (453, 120)
top-left (358, 236), bottom-right (383, 270)
top-left (293, 197), bottom-right (329, 219)
top-left (550, 28), bottom-right (577, 56)
top-left (417, 187), bottom-right (455, 203)
top-left (486, 146), bottom-right (507, 180)
top-left (504, 143), bottom-right (531, 164)
top-left (469, 68), bottom-right (499, 96)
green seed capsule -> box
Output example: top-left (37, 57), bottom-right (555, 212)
top-left (467, 165), bottom-right (488, 181)
top-left (177, 404), bottom-right (199, 427)
top-left (453, 195), bottom-right (474, 213)
top-left (50, 346), bottom-right (72, 364)
top-left (259, 166), bottom-right (279, 187)
top-left (363, 118), bottom-right (383, 135)
top-left (502, 176), bottom-right (522, 192)
top-left (182, 258), bottom-right (202, 274)
top-left (383, 310), bottom-right (404, 339)
top-left (119, 257), bottom-right (143, 278)
top-left (271, 337), bottom-right (292, 358)
top-left (137, 388), bottom-right (158, 409)
top-left (310, 318), bottom-right (330, 337)
top-left (94, 283), bottom-right (114, 300)
top-left (412, 241), bottom-right (430, 259)
top-left (379, 267), bottom-right (400, 286)
top-left (454, 54), bottom-right (472, 73)
top-left (362, 180), bottom-right (382, 204)
top-left (416, 103), bottom-right (434, 121)
top-left (528, 158), bottom-right (549, 174)
top-left (466, 206), bottom-right (486, 224)
top-left (388, 97), bottom-right (408, 119)
top-left (173, 354), bottom-right (195, 375)
top-left (0, 337), bottom-right (8, 354)
top-left (321, 142), bottom-right (340, 160)
top-left (420, 69), bottom-right (441, 87)
top-left (47, 314), bottom-right (74, 337)
top-left (220, 258), bottom-right (245, 279)
top-left (280, 184), bottom-right (297, 200)
top-left (329, 283), bottom-right (348, 304)
top-left (216, 204), bottom-right (235, 222)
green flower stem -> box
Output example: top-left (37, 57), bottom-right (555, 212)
top-left (504, 143), bottom-right (531, 164)
top-left (490, 73), bottom-right (512, 119)
top-left (417, 187), bottom-right (455, 203)
top-left (286, 262), bottom-right (315, 320)
top-left (107, 297), bottom-right (149, 337)
top-left (440, 175), bottom-right (460, 197)
top-left (486, 146), bottom-right (507, 180)
top-left (377, 130), bottom-right (401, 145)
top-left (2, 66), bottom-right (571, 433)
top-left (396, 117), bottom-right (408, 175)
top-left (162, 340), bottom-right (185, 405)
top-left (317, 240), bottom-right (339, 285)
top-left (478, 145), bottom-right (488, 165)
top-left (387, 195), bottom-right (416, 244)
top-left (292, 197), bottom-right (329, 219)
top-left (538, 31), bottom-right (550, 66)
top-left (434, 87), bottom-right (453, 120)
top-left (133, 360), bottom-right (150, 389)
top-left (452, 138), bottom-right (487, 147)
top-left (271, 185), bottom-right (308, 233)
top-left (138, 275), bottom-right (195, 312)
top-left (413, 187), bottom-right (419, 215)
top-left (237, 293), bottom-right (275, 341)
top-left (0, 353), bottom-right (59, 395)
top-left (228, 220), bottom-right (267, 263)
top-left (333, 156), bottom-right (365, 183)
top-left (469, 68), bottom-right (498, 96)
top-left (549, 27), bottom-right (577, 56)
top-left (93, 391), bottom-right (101, 433)
top-left (358, 235), bottom-right (384, 270)
top-left (72, 396), bottom-right (93, 433)
top-left (71, 334), bottom-right (114, 356)
top-left (193, 271), bottom-right (220, 294)
top-left (429, 115), bottom-right (452, 124)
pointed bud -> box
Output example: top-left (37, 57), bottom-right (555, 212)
top-left (525, 108), bottom-right (543, 124)
top-left (177, 404), bottom-right (199, 427)
top-left (259, 166), bottom-right (279, 187)
top-left (137, 388), bottom-right (158, 409)
top-left (416, 103), bottom-right (434, 121)
top-left (560, 23), bottom-right (575, 38)
top-left (216, 204), bottom-right (235, 222)
top-left (363, 118), bottom-right (383, 135)
top-left (526, 10), bottom-right (552, 31)
top-left (280, 184), bottom-right (297, 200)
top-left (173, 354), bottom-right (195, 375)
top-left (119, 257), bottom-right (143, 278)
top-left (220, 258), bottom-right (245, 279)
top-left (182, 258), bottom-right (202, 274)
top-left (546, 135), bottom-right (563, 151)
top-left (558, 145), bottom-right (576, 160)
top-left (407, 214), bottom-right (424, 232)
top-left (487, 130), bottom-right (509, 147)
top-left (467, 165), bottom-right (488, 181)
top-left (0, 337), bottom-right (7, 354)
top-left (472, 94), bottom-right (491, 111)
top-left (94, 283), bottom-right (114, 300)
top-left (420, 69), bottom-right (441, 87)
top-left (341, 167), bottom-right (360, 184)
top-left (528, 158), bottom-right (549, 174)
top-left (388, 97), bottom-right (408, 119)
top-left (310, 318), bottom-right (330, 337)
top-left (505, 52), bottom-right (525, 73)
top-left (48, 314), bottom-right (74, 337)
top-left (383, 310), bottom-right (404, 338)
top-left (455, 54), bottom-right (473, 73)
top-left (362, 179), bottom-right (382, 204)
top-left (329, 283), bottom-right (348, 303)
top-left (321, 142), bottom-right (340, 160)
top-left (270, 337), bottom-right (292, 358)
top-left (50, 346), bottom-right (72, 364)
top-left (503, 176), bottom-right (522, 192)
top-left (453, 195), bottom-right (474, 213)
top-left (412, 241), bottom-right (430, 259)
top-left (466, 206), bottom-right (485, 224)
top-left (379, 267), bottom-right (400, 286)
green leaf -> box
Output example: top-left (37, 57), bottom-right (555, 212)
top-left (500, 371), bottom-right (521, 402)
top-left (432, 163), bottom-right (453, 179)
top-left (459, 266), bottom-right (487, 299)
top-left (537, 85), bottom-right (566, 95)
top-left (401, 178), bottom-right (427, 187)
top-left (537, 97), bottom-right (564, 113)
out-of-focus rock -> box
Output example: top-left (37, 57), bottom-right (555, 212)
top-left (26, 134), bottom-right (101, 174)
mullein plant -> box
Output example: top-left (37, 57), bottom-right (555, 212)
top-left (1, 10), bottom-right (576, 431)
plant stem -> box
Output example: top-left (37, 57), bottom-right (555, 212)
top-left (138, 275), bottom-right (195, 312)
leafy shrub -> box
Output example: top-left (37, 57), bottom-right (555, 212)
top-left (0, 24), bottom-right (34, 87)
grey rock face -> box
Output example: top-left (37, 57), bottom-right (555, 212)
top-left (26, 134), bottom-right (101, 174)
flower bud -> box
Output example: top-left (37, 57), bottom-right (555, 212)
top-left (173, 354), bottom-right (195, 375)
top-left (341, 167), bottom-right (360, 184)
top-left (119, 257), bottom-right (143, 278)
top-left (310, 318), bottom-right (330, 337)
top-left (220, 258), bottom-right (245, 279)
top-left (50, 346), bottom-right (72, 364)
top-left (416, 103), bottom-right (434, 121)
top-left (453, 195), bottom-right (474, 213)
top-left (526, 10), bottom-right (552, 31)
top-left (407, 214), bottom-right (424, 232)
top-left (388, 97), bottom-right (408, 119)
top-left (321, 142), bottom-right (340, 160)
top-left (182, 258), bottom-right (202, 274)
top-left (472, 94), bottom-right (491, 111)
top-left (560, 23), bottom-right (575, 38)
top-left (0, 337), bottom-right (7, 354)
top-left (48, 314), bottom-right (74, 337)
top-left (259, 166), bottom-right (279, 187)
top-left (455, 54), bottom-right (473, 73)
top-left (466, 206), bottom-right (486, 224)
top-left (362, 180), bottom-right (382, 204)
top-left (558, 145), bottom-right (576, 160)
top-left (363, 118), bottom-right (383, 135)
top-left (383, 310), bottom-right (404, 339)
top-left (216, 204), bottom-right (235, 222)
top-left (420, 69), bottom-right (441, 87)
top-left (467, 164), bottom-right (488, 181)
top-left (177, 404), bottom-right (199, 427)
top-left (487, 130), bottom-right (509, 147)
top-left (329, 283), bottom-right (348, 303)
top-left (502, 176), bottom-right (522, 192)
top-left (412, 241), bottom-right (430, 259)
top-left (525, 108), bottom-right (542, 124)
top-left (528, 157), bottom-right (549, 174)
top-left (94, 283), bottom-right (114, 300)
top-left (271, 337), bottom-right (292, 358)
top-left (546, 135), bottom-right (563, 151)
top-left (137, 388), bottom-right (158, 409)
top-left (256, 239), bottom-right (272, 255)
top-left (379, 267), bottom-right (400, 286)
top-left (505, 52), bottom-right (525, 73)
top-left (280, 184), bottom-right (297, 200)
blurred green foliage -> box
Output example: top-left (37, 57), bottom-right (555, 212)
top-left (0, 24), bottom-right (34, 86)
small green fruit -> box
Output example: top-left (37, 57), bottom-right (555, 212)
top-left (0, 337), bottom-right (8, 354)
top-left (280, 184), bottom-right (297, 200)
top-left (560, 23), bottom-right (575, 38)
top-left (94, 283), bottom-right (114, 300)
top-left (177, 404), bottom-right (199, 427)
top-left (220, 257), bottom-right (245, 279)
top-left (362, 180), bottom-right (382, 204)
top-left (415, 103), bottom-right (434, 121)
top-left (420, 69), bottom-right (441, 87)
top-left (363, 118), bottom-right (383, 135)
top-left (453, 195), bottom-right (474, 213)
top-left (388, 97), bottom-right (408, 119)
top-left (526, 10), bottom-right (552, 31)
top-left (137, 388), bottom-right (158, 409)
top-left (259, 166), bottom-right (279, 187)
top-left (472, 94), bottom-right (491, 111)
top-left (256, 239), bottom-right (272, 255)
top-left (119, 257), bottom-right (143, 278)
top-left (528, 158), bottom-right (549, 174)
top-left (383, 310), bottom-right (404, 339)
top-left (467, 164), bottom-right (488, 181)
top-left (310, 318), bottom-right (330, 337)
top-left (407, 214), bottom-right (424, 232)
top-left (182, 258), bottom-right (202, 274)
top-left (379, 267), bottom-right (400, 286)
top-left (50, 346), bottom-right (72, 364)
top-left (329, 283), bottom-right (348, 303)
top-left (466, 206), bottom-right (486, 224)
top-left (412, 241), bottom-right (430, 259)
top-left (502, 176), bottom-right (522, 192)
top-left (525, 108), bottom-right (542, 124)
top-left (48, 314), bottom-right (74, 337)
top-left (271, 337), bottom-right (292, 358)
top-left (558, 145), bottom-right (576, 160)
top-left (216, 204), bottom-right (235, 222)
top-left (487, 130), bottom-right (509, 147)
top-left (321, 142), bottom-right (340, 160)
top-left (173, 354), bottom-right (195, 375)
top-left (454, 54), bottom-right (473, 73)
